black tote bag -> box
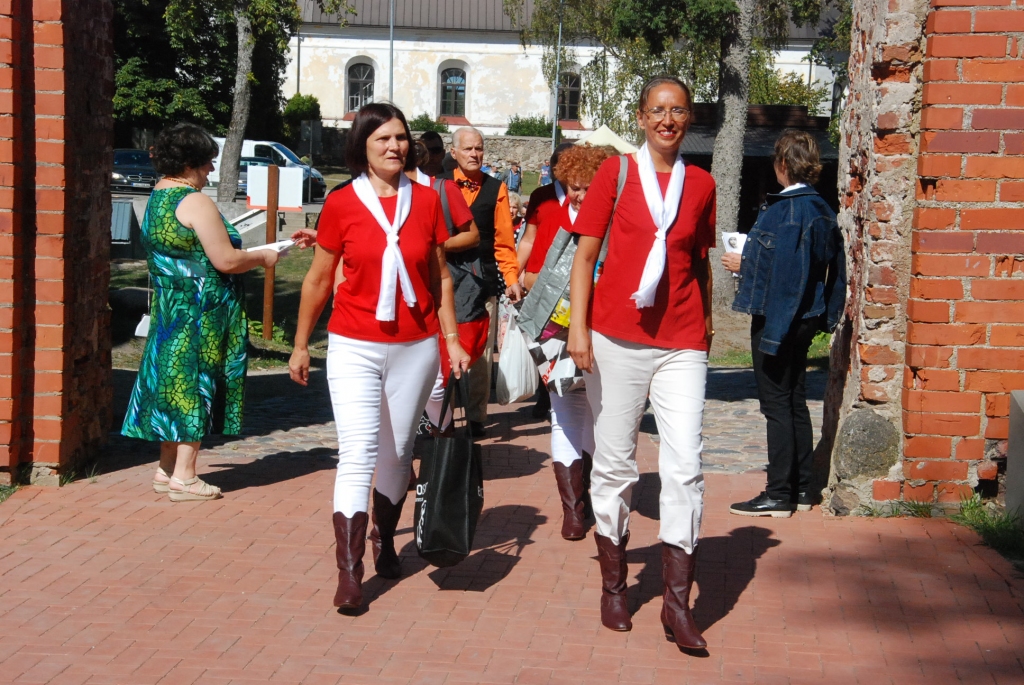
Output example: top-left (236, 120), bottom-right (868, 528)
top-left (414, 374), bottom-right (484, 567)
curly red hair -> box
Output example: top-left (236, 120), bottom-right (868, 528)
top-left (553, 144), bottom-right (612, 187)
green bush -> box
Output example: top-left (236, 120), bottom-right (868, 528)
top-left (282, 93), bottom-right (321, 140)
top-left (248, 320), bottom-right (287, 344)
top-left (506, 115), bottom-right (558, 138)
top-left (408, 113), bottom-right (450, 133)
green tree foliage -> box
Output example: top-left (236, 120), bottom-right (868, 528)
top-left (407, 113), bottom-right (451, 133)
top-left (506, 115), bottom-right (559, 137)
top-left (748, 44), bottom-right (830, 112)
top-left (282, 93), bottom-right (322, 140)
top-left (113, 0), bottom-right (284, 142)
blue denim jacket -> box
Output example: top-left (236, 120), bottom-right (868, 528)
top-left (732, 186), bottom-right (846, 355)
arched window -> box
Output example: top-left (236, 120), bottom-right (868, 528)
top-left (558, 72), bottom-right (581, 121)
top-left (440, 68), bottom-right (466, 117)
top-left (348, 63), bottom-right (374, 112)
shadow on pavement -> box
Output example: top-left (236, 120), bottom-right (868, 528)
top-left (626, 526), bottom-right (779, 635)
top-left (202, 447), bottom-right (337, 492)
top-left (705, 367), bottom-right (827, 403)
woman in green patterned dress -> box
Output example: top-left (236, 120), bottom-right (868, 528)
top-left (122, 123), bottom-right (279, 501)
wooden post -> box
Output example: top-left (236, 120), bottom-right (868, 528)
top-left (263, 165), bottom-right (279, 340)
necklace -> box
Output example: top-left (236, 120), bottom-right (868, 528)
top-left (165, 177), bottom-right (201, 191)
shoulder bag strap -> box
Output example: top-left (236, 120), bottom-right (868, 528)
top-left (595, 154), bottom-right (628, 277)
top-left (434, 178), bottom-right (456, 237)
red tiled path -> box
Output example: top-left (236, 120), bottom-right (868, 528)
top-left (1, 402), bottom-right (1022, 684)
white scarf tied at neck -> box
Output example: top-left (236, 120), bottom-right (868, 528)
top-left (568, 203), bottom-right (578, 225)
top-left (352, 173), bottom-right (416, 321)
top-left (630, 142), bottom-right (686, 309)
top-left (414, 169), bottom-right (431, 186)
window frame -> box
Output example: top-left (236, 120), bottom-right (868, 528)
top-left (557, 72), bottom-right (582, 121)
top-left (347, 62), bottom-right (375, 113)
top-left (439, 67), bottom-right (467, 117)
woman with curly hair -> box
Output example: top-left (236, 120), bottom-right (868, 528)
top-left (122, 123), bottom-right (280, 501)
top-left (523, 144), bottom-right (611, 541)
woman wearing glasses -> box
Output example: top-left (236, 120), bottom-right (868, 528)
top-left (568, 75), bottom-right (716, 649)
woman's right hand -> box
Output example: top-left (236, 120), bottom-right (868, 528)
top-left (289, 347), bottom-right (310, 386)
top-left (290, 228), bottom-right (318, 249)
top-left (568, 324), bottom-right (594, 373)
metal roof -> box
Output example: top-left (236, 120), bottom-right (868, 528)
top-left (681, 126), bottom-right (838, 160)
top-left (300, 0), bottom-right (535, 32)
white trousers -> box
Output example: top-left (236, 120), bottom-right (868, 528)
top-left (549, 389), bottom-right (594, 466)
top-left (586, 332), bottom-right (707, 553)
top-left (424, 366), bottom-right (452, 431)
top-left (327, 333), bottom-right (438, 516)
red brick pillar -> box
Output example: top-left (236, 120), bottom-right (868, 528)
top-left (903, 0), bottom-right (1024, 504)
top-left (0, 0), bottom-right (113, 485)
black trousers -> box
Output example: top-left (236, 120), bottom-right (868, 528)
top-left (750, 315), bottom-right (821, 501)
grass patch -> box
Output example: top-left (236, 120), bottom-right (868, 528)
top-left (709, 330), bottom-right (832, 369)
top-left (0, 483), bottom-right (17, 504)
top-left (710, 348), bottom-right (753, 367)
top-left (953, 494), bottom-right (1024, 571)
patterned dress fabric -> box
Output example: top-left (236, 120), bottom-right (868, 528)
top-left (122, 187), bottom-right (248, 442)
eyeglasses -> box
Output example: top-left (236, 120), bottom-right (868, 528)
top-left (642, 107), bottom-right (691, 122)
top-left (426, 147), bottom-right (444, 154)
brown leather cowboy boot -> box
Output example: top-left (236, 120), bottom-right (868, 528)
top-left (594, 531), bottom-right (631, 631)
top-left (369, 489), bottom-right (405, 579)
top-left (553, 461), bottom-right (586, 540)
top-left (332, 511), bottom-right (367, 610)
top-left (661, 543), bottom-right (706, 649)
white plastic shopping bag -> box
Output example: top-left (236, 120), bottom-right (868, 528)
top-left (495, 299), bottom-right (538, 405)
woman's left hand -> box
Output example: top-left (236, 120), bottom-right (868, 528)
top-left (721, 252), bottom-right (741, 273)
top-left (447, 340), bottom-right (472, 379)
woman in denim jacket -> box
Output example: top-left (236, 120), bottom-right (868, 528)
top-left (722, 130), bottom-right (846, 517)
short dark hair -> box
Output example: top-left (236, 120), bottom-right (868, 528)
top-left (420, 130), bottom-right (445, 152)
top-left (413, 140), bottom-right (430, 168)
top-left (345, 103), bottom-right (417, 175)
top-left (151, 123), bottom-right (219, 176)
top-left (774, 130), bottom-right (822, 185)
top-left (637, 75), bottom-right (693, 112)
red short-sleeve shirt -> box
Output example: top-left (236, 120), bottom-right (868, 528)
top-left (573, 155), bottom-right (717, 351)
top-left (428, 176), bottom-right (475, 231)
top-left (317, 183), bottom-right (450, 343)
top-left (525, 200), bottom-right (572, 274)
top-left (525, 182), bottom-right (564, 229)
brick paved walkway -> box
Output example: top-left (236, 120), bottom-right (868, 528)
top-left (1, 370), bottom-right (1022, 684)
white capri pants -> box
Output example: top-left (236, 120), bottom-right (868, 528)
top-left (327, 333), bottom-right (439, 516)
top-left (549, 388), bottom-right (594, 466)
top-left (586, 332), bottom-right (708, 553)
top-left (424, 366), bottom-right (453, 432)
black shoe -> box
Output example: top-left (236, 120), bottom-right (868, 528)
top-left (468, 420), bottom-right (486, 438)
top-left (729, 492), bottom-right (793, 518)
top-left (794, 491), bottom-right (815, 512)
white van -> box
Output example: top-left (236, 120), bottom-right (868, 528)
top-left (210, 137), bottom-right (326, 201)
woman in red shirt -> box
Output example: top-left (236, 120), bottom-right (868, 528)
top-left (523, 144), bottom-right (610, 541)
top-left (568, 76), bottom-right (715, 648)
top-left (288, 104), bottom-right (470, 612)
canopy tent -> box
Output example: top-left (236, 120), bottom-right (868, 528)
top-left (575, 125), bottom-right (638, 154)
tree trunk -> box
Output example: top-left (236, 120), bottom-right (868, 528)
top-left (217, 2), bottom-right (254, 203)
top-left (709, 0), bottom-right (756, 310)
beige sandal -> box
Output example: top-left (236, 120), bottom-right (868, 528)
top-left (168, 475), bottom-right (222, 502)
top-left (152, 467), bottom-right (171, 494)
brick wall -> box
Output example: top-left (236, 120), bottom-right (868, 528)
top-left (894, 0), bottom-right (1024, 504)
top-left (0, 0), bottom-right (112, 484)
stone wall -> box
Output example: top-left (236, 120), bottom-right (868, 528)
top-left (0, 0), bottom-right (113, 484)
top-left (415, 133), bottom-right (555, 171)
top-left (824, 0), bottom-right (927, 514)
